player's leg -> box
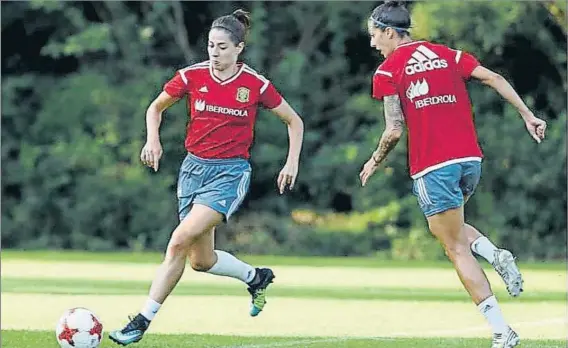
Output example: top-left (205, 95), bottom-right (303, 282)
top-left (466, 224), bottom-right (523, 297)
top-left (189, 226), bottom-right (255, 282)
top-left (187, 226), bottom-right (275, 316)
top-left (460, 162), bottom-right (523, 297)
top-left (413, 164), bottom-right (518, 347)
top-left (427, 207), bottom-right (518, 347)
top-left (427, 206), bottom-right (494, 301)
top-left (108, 204), bottom-right (223, 346)
top-left (190, 158), bottom-right (275, 316)
top-left (464, 221), bottom-right (498, 262)
top-left (109, 154), bottom-right (212, 346)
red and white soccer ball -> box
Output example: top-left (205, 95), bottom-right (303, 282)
top-left (55, 307), bottom-right (103, 348)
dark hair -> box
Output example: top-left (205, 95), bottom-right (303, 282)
top-left (370, 1), bottom-right (411, 36)
top-left (210, 9), bottom-right (251, 45)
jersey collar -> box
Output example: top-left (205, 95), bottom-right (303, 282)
top-left (209, 62), bottom-right (246, 85)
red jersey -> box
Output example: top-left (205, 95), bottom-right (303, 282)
top-left (163, 61), bottom-right (283, 159)
top-left (372, 41), bottom-right (483, 179)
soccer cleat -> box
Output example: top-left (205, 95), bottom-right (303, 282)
top-left (108, 314), bottom-right (150, 346)
top-left (492, 249), bottom-right (524, 297)
top-left (247, 267), bottom-right (275, 317)
top-left (491, 327), bottom-right (520, 348)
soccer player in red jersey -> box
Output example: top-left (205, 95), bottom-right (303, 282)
top-left (109, 9), bottom-right (304, 346)
top-left (359, 2), bottom-right (546, 347)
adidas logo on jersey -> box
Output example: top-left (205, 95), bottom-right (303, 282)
top-left (405, 45), bottom-right (448, 76)
top-left (194, 99), bottom-right (248, 117)
top-left (406, 79), bottom-right (429, 101)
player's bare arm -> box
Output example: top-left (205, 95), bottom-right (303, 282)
top-left (372, 95), bottom-right (405, 163)
top-left (359, 94), bottom-right (405, 186)
top-left (141, 91), bottom-right (180, 171)
top-left (269, 98), bottom-right (305, 194)
top-left (471, 66), bottom-right (546, 143)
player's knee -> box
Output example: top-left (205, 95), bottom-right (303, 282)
top-left (165, 240), bottom-right (188, 260)
top-left (166, 229), bottom-right (195, 258)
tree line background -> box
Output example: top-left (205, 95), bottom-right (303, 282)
top-left (2, 1), bottom-right (566, 260)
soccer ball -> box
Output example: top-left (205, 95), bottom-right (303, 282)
top-left (55, 307), bottom-right (103, 348)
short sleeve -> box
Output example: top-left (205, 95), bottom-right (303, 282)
top-left (259, 81), bottom-right (283, 109)
top-left (372, 69), bottom-right (397, 101)
top-left (163, 71), bottom-right (188, 99)
top-left (455, 50), bottom-right (480, 79)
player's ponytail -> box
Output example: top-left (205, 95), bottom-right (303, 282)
top-left (370, 1), bottom-right (411, 35)
top-left (211, 9), bottom-right (251, 45)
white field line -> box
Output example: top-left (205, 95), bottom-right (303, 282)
top-left (219, 337), bottom-right (387, 348)
top-left (221, 317), bottom-right (567, 348)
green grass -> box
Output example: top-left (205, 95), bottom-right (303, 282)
top-left (2, 250), bottom-right (565, 270)
top-left (3, 277), bottom-right (565, 303)
top-left (3, 251), bottom-right (565, 348)
top-left (1, 330), bottom-right (565, 348)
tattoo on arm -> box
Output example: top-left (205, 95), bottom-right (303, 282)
top-left (372, 95), bottom-right (405, 164)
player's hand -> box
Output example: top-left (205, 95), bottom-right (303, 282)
top-left (277, 160), bottom-right (298, 194)
top-left (359, 157), bottom-right (380, 187)
top-left (140, 139), bottom-right (163, 172)
top-left (524, 114), bottom-right (547, 144)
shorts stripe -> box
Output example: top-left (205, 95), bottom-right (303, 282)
top-left (417, 177), bottom-right (433, 205)
top-left (227, 171), bottom-right (250, 217)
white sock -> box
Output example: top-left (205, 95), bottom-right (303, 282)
top-left (140, 297), bottom-right (162, 321)
top-left (471, 236), bottom-right (498, 264)
top-left (207, 250), bottom-right (256, 284)
top-left (478, 295), bottom-right (508, 334)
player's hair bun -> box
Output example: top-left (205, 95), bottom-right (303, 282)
top-left (371, 1), bottom-right (411, 31)
top-left (232, 9), bottom-right (251, 31)
top-left (384, 0), bottom-right (406, 8)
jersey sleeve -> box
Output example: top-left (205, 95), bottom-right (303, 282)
top-left (163, 71), bottom-right (188, 98)
top-left (259, 80), bottom-right (283, 109)
top-left (372, 69), bottom-right (398, 101)
top-left (454, 50), bottom-right (480, 79)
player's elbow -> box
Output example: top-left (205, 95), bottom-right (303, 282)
top-left (291, 115), bottom-right (304, 131)
top-left (386, 127), bottom-right (403, 140)
top-left (283, 111), bottom-right (304, 130)
top-left (146, 102), bottom-right (164, 119)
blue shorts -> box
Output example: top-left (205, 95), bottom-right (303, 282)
top-left (412, 160), bottom-right (482, 217)
top-left (177, 153), bottom-right (251, 221)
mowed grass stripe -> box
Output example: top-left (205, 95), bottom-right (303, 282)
top-left (3, 278), bottom-right (565, 303)
top-left (4, 260), bottom-right (565, 292)
top-left (3, 250), bottom-right (565, 271)
top-left (2, 293), bottom-right (565, 339)
top-left (1, 331), bottom-right (566, 348)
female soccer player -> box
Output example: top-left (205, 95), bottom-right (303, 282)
top-left (359, 2), bottom-right (546, 348)
top-left (109, 9), bottom-right (304, 346)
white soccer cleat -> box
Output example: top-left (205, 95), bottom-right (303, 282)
top-left (491, 327), bottom-right (520, 348)
top-left (492, 249), bottom-right (524, 297)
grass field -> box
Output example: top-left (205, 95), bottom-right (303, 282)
top-left (1, 251), bottom-right (566, 347)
